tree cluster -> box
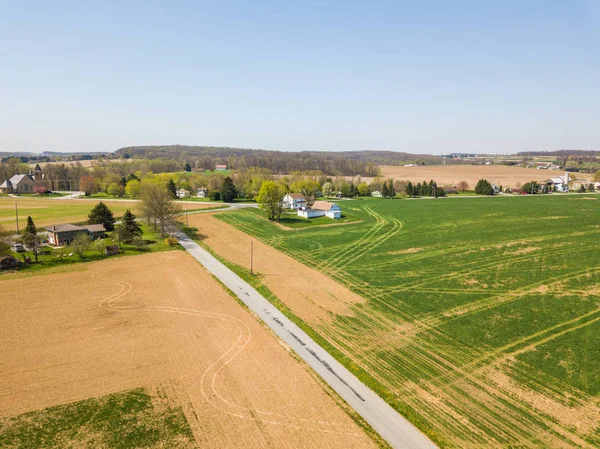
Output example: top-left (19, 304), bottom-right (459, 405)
top-left (405, 180), bottom-right (445, 197)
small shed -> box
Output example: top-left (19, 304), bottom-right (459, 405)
top-left (105, 245), bottom-right (119, 256)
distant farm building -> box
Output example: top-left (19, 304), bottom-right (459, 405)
top-left (215, 164), bottom-right (227, 171)
top-left (282, 193), bottom-right (306, 210)
top-left (176, 189), bottom-right (190, 198)
top-left (545, 172), bottom-right (570, 192)
top-left (371, 191), bottom-right (383, 197)
top-left (46, 223), bottom-right (106, 246)
top-left (0, 164), bottom-right (47, 194)
top-left (197, 187), bottom-right (207, 198)
top-left (297, 201), bottom-right (341, 219)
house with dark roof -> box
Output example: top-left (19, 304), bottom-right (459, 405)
top-left (0, 164), bottom-right (47, 194)
top-left (46, 223), bottom-right (106, 246)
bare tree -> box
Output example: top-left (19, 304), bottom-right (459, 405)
top-left (457, 180), bottom-right (469, 192)
top-left (70, 233), bottom-right (91, 259)
top-left (139, 182), bottom-right (181, 236)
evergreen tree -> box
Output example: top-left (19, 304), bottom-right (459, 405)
top-left (167, 179), bottom-right (177, 198)
top-left (406, 181), bottom-right (413, 197)
top-left (88, 202), bottom-right (116, 231)
top-left (474, 179), bottom-right (494, 195)
top-left (220, 176), bottom-right (237, 202)
top-left (119, 176), bottom-right (127, 187)
top-left (415, 183), bottom-right (422, 196)
top-left (388, 179), bottom-right (395, 197)
top-left (21, 216), bottom-right (41, 262)
top-left (184, 162), bottom-right (192, 172)
top-left (121, 209), bottom-right (143, 243)
top-left (382, 182), bottom-right (389, 198)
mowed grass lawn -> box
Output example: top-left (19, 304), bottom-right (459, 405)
top-left (217, 195), bottom-right (600, 448)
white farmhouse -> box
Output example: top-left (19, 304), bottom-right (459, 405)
top-left (176, 188), bottom-right (190, 198)
top-left (297, 201), bottom-right (342, 219)
top-left (282, 193), bottom-right (306, 210)
top-left (197, 187), bottom-right (207, 198)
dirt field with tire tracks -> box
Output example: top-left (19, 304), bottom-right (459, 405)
top-left (0, 251), bottom-right (377, 448)
top-left (186, 213), bottom-right (365, 326)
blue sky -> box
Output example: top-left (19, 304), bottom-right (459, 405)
top-left (1, 0), bottom-right (599, 154)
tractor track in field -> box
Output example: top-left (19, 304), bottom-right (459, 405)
top-left (208, 204), bottom-right (600, 448)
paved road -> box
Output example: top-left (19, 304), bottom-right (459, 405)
top-left (176, 231), bottom-right (437, 449)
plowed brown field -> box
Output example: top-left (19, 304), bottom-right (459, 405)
top-left (185, 213), bottom-right (365, 326)
top-left (0, 251), bottom-right (376, 448)
top-left (379, 164), bottom-right (591, 187)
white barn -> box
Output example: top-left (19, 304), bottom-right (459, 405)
top-left (297, 201), bottom-right (342, 219)
top-left (282, 193), bottom-right (306, 210)
top-left (546, 172), bottom-right (570, 192)
top-left (197, 187), bottom-right (207, 198)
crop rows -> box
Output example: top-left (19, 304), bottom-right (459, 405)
top-left (218, 197), bottom-right (600, 447)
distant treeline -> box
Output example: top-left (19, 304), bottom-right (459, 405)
top-left (114, 145), bottom-right (446, 176)
top-left (517, 150), bottom-right (600, 157)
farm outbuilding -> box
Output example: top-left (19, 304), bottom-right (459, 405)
top-left (297, 201), bottom-right (342, 219)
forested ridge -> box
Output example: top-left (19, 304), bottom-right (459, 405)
top-left (114, 145), bottom-right (444, 176)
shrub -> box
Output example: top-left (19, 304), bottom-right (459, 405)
top-left (164, 236), bottom-right (178, 247)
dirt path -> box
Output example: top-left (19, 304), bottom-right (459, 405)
top-left (0, 252), bottom-right (377, 448)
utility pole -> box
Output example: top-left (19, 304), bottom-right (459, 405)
top-left (250, 241), bottom-right (254, 275)
top-left (15, 201), bottom-right (19, 234)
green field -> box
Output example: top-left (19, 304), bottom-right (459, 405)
top-left (0, 388), bottom-right (195, 449)
top-left (217, 195), bottom-right (600, 448)
top-left (0, 197), bottom-right (137, 229)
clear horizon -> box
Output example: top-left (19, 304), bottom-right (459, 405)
top-left (1, 1), bottom-right (599, 154)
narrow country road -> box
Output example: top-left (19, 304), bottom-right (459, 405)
top-left (175, 231), bottom-right (438, 449)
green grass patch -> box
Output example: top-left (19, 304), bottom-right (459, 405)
top-left (0, 387), bottom-right (195, 449)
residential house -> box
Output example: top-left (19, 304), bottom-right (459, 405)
top-left (297, 201), bottom-right (342, 219)
top-left (46, 223), bottom-right (106, 246)
top-left (197, 187), bottom-right (207, 198)
top-left (215, 164), bottom-right (227, 171)
top-left (176, 189), bottom-right (190, 198)
top-left (0, 164), bottom-right (46, 194)
top-left (282, 193), bottom-right (306, 210)
top-left (371, 190), bottom-right (382, 197)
